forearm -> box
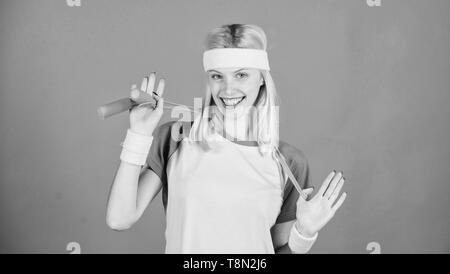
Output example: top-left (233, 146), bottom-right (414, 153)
top-left (106, 160), bottom-right (142, 229)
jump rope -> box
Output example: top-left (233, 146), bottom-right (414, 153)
top-left (97, 48), bottom-right (309, 200)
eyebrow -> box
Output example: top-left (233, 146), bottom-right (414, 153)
top-left (209, 69), bottom-right (248, 74)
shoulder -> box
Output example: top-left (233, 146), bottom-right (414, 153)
top-left (278, 140), bottom-right (309, 170)
top-left (152, 120), bottom-right (194, 142)
top-left (146, 120), bottom-right (193, 174)
top-left (277, 140), bottom-right (311, 191)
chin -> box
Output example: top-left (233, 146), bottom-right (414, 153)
top-left (220, 105), bottom-right (253, 119)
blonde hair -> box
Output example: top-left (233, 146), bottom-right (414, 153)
top-left (189, 24), bottom-right (280, 156)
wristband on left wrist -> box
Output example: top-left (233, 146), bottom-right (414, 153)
top-left (288, 222), bottom-right (318, 254)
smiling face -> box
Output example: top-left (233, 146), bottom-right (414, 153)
top-left (207, 67), bottom-right (264, 118)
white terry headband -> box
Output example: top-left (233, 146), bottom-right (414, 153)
top-left (203, 48), bottom-right (270, 71)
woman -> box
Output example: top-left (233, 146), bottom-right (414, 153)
top-left (106, 24), bottom-right (347, 254)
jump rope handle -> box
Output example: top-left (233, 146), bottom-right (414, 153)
top-left (97, 90), bottom-right (157, 120)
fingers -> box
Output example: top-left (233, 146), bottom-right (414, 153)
top-left (331, 192), bottom-right (347, 213)
top-left (153, 97), bottom-right (164, 114)
top-left (140, 76), bottom-right (148, 92)
top-left (328, 177), bottom-right (345, 204)
top-left (324, 171), bottom-right (343, 199)
top-left (155, 78), bottom-right (165, 97)
top-left (134, 73), bottom-right (165, 111)
top-left (140, 72), bottom-right (165, 97)
top-left (146, 72), bottom-right (156, 94)
top-left (317, 170), bottom-right (336, 197)
top-left (151, 74), bottom-right (165, 111)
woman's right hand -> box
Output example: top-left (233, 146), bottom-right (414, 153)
top-left (129, 72), bottom-right (165, 136)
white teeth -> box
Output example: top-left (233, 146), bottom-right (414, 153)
top-left (221, 97), bottom-right (244, 106)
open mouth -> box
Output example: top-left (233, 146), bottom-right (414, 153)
top-left (220, 96), bottom-right (246, 108)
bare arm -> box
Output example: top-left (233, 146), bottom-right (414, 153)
top-left (106, 162), bottom-right (162, 231)
top-left (106, 73), bottom-right (166, 231)
top-left (272, 220), bottom-right (296, 254)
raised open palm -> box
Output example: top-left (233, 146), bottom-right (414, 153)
top-left (295, 171), bottom-right (347, 237)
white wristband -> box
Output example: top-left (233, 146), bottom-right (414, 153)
top-left (288, 223), bottom-right (318, 254)
top-left (119, 129), bottom-right (154, 166)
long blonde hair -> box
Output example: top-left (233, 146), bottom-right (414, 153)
top-left (189, 24), bottom-right (280, 156)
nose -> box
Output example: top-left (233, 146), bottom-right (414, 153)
top-left (221, 77), bottom-right (238, 96)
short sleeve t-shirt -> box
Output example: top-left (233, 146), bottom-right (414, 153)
top-left (146, 121), bottom-right (311, 254)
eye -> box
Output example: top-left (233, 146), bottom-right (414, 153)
top-left (210, 74), bottom-right (222, 80)
top-left (236, 72), bottom-right (248, 79)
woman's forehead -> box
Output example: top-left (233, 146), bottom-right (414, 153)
top-left (208, 68), bottom-right (258, 73)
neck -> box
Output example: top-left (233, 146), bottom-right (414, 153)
top-left (211, 111), bottom-right (254, 141)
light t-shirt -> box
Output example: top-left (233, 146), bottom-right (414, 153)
top-left (146, 121), bottom-right (311, 254)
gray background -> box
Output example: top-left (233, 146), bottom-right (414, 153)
top-left (0, 0), bottom-right (449, 253)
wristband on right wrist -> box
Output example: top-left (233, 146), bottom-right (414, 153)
top-left (119, 129), bottom-right (154, 166)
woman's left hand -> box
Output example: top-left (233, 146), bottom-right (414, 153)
top-left (294, 171), bottom-right (347, 238)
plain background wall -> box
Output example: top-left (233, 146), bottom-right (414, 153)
top-left (0, 0), bottom-right (449, 253)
